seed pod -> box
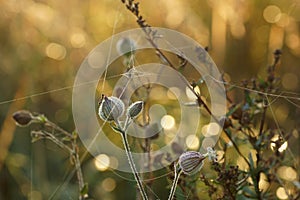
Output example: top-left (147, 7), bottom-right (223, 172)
top-left (12, 110), bottom-right (34, 127)
top-left (98, 96), bottom-right (125, 122)
top-left (116, 37), bottom-right (136, 57)
top-left (127, 101), bottom-right (143, 119)
top-left (178, 151), bottom-right (206, 175)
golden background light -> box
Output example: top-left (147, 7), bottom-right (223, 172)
top-left (94, 154), bottom-right (110, 171)
top-left (278, 141), bottom-right (288, 153)
top-left (186, 86), bottom-right (199, 100)
top-left (201, 122), bottom-right (220, 137)
top-left (276, 187), bottom-right (288, 199)
top-left (263, 5), bottom-right (281, 23)
top-left (1, 0), bottom-right (299, 199)
top-left (45, 43), bottom-right (66, 60)
top-left (161, 115), bottom-right (175, 130)
top-left (277, 166), bottom-right (297, 181)
top-left (185, 135), bottom-right (200, 150)
top-left (70, 32), bottom-right (86, 48)
top-left (258, 173), bottom-right (270, 192)
top-left (102, 178), bottom-right (116, 192)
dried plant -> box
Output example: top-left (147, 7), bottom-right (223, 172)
top-left (11, 1), bottom-right (300, 200)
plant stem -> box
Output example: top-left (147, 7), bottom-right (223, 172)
top-left (120, 130), bottom-right (148, 200)
top-left (72, 142), bottom-right (85, 200)
top-left (168, 164), bottom-right (182, 200)
top-left (45, 119), bottom-right (73, 138)
top-left (199, 96), bottom-right (251, 167)
top-left (122, 0), bottom-right (252, 168)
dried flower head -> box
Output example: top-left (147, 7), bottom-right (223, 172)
top-left (12, 110), bottom-right (34, 127)
top-left (127, 101), bottom-right (143, 119)
top-left (98, 96), bottom-right (125, 122)
top-left (178, 151), bottom-right (206, 175)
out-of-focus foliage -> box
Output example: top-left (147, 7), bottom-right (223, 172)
top-left (0, 0), bottom-right (299, 199)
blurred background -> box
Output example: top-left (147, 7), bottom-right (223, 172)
top-left (0, 0), bottom-right (299, 199)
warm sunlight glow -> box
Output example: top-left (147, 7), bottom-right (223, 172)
top-left (278, 141), bottom-right (288, 153)
top-left (263, 5), bottom-right (281, 23)
top-left (94, 154), bottom-right (110, 171)
top-left (161, 115), bottom-right (175, 130)
top-left (185, 135), bottom-right (200, 150)
top-left (45, 43), bottom-right (66, 60)
top-left (70, 32), bottom-right (86, 48)
top-left (278, 166), bottom-right (297, 181)
top-left (259, 173), bottom-right (269, 192)
top-left (202, 123), bottom-right (220, 137)
top-left (207, 122), bottom-right (220, 136)
top-left (102, 178), bottom-right (116, 192)
top-left (276, 187), bottom-right (288, 199)
top-left (186, 86), bottom-right (199, 100)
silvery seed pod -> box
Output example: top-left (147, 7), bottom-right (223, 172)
top-left (116, 37), bottom-right (136, 57)
top-left (98, 96), bottom-right (125, 122)
top-left (127, 101), bottom-right (143, 119)
top-left (178, 151), bottom-right (206, 175)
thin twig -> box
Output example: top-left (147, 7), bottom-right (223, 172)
top-left (72, 140), bottom-right (86, 200)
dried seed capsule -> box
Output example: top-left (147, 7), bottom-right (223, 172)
top-left (116, 37), bottom-right (136, 57)
top-left (178, 151), bottom-right (206, 175)
top-left (127, 101), bottom-right (143, 119)
top-left (12, 110), bottom-right (34, 127)
top-left (98, 96), bottom-right (125, 122)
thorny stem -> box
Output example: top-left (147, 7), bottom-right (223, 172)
top-left (168, 164), bottom-right (182, 200)
top-left (119, 129), bottom-right (148, 200)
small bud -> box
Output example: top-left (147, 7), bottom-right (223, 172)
top-left (98, 96), bottom-right (125, 122)
top-left (116, 37), bottom-right (136, 57)
top-left (178, 151), bottom-right (206, 175)
top-left (127, 101), bottom-right (143, 119)
top-left (12, 110), bottom-right (34, 127)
